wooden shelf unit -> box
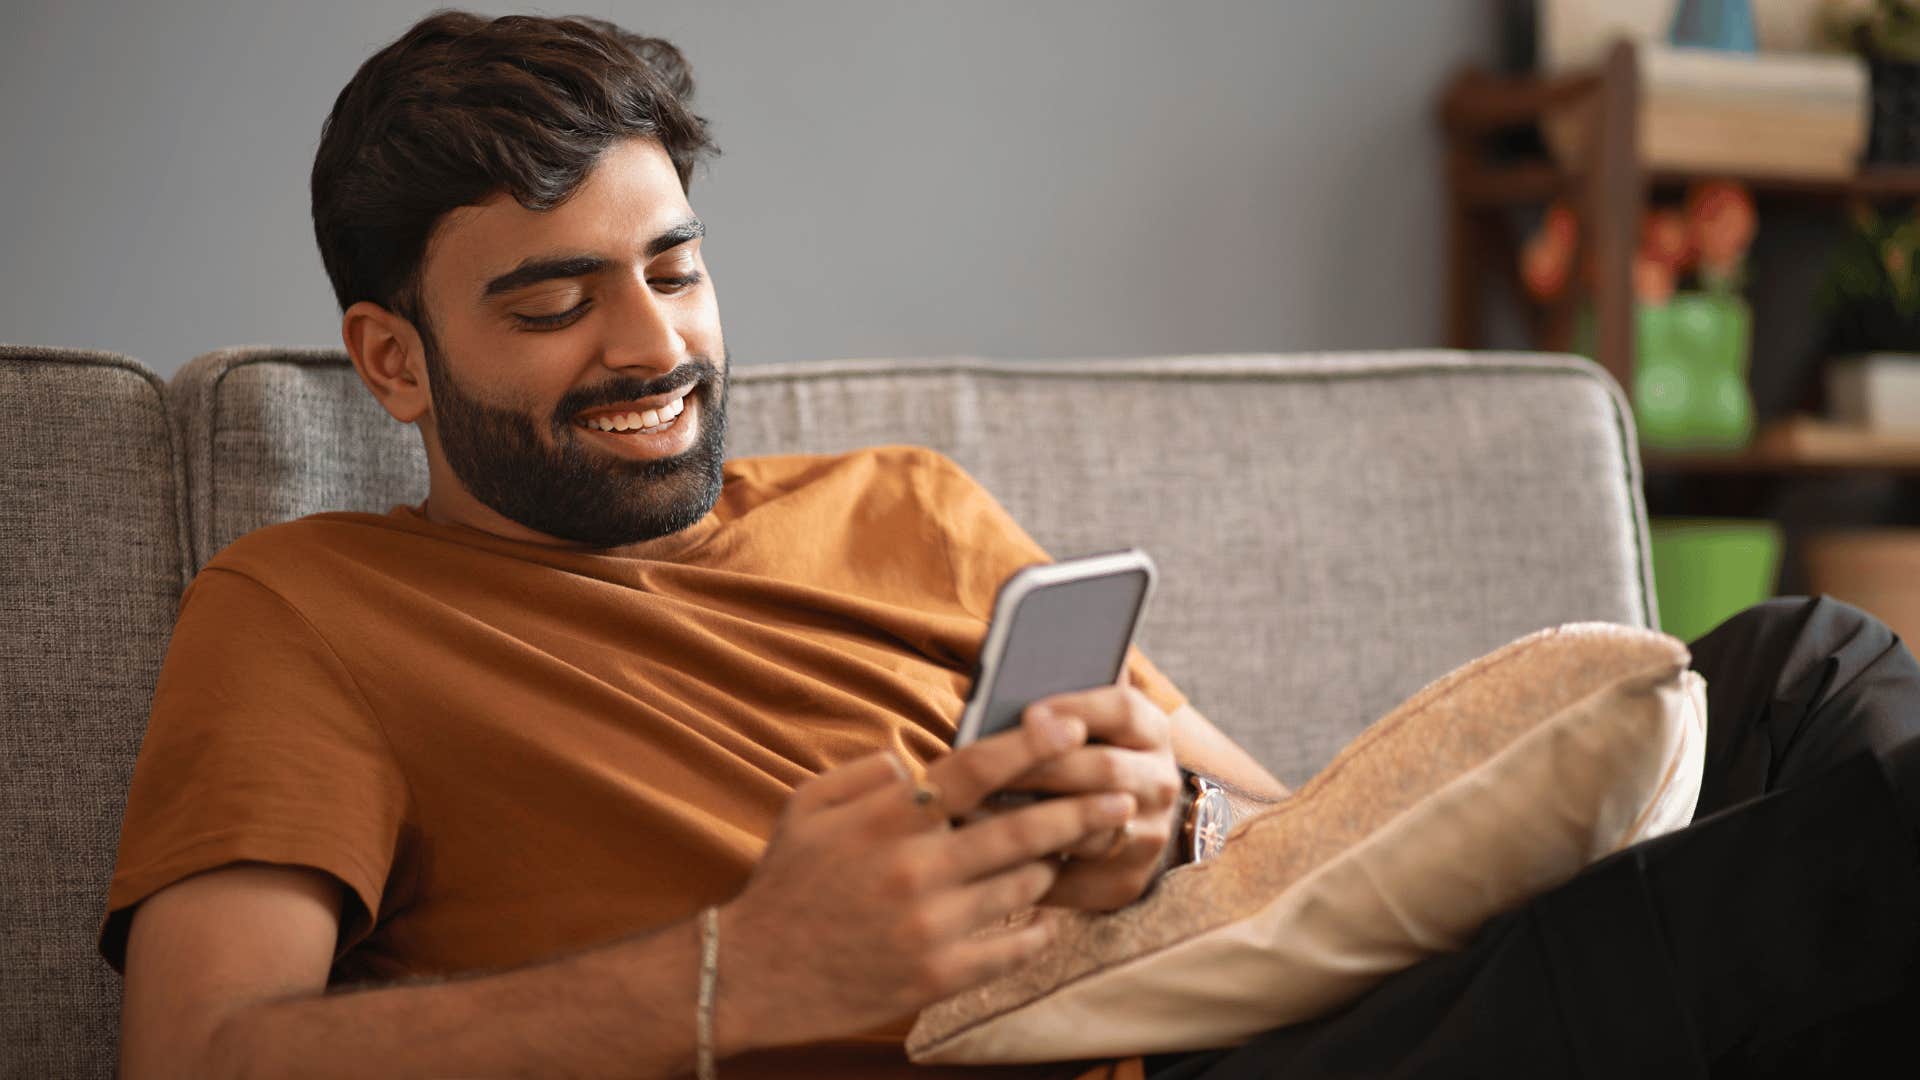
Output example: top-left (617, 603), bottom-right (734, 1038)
top-left (1440, 42), bottom-right (1641, 392)
top-left (1439, 41), bottom-right (1920, 477)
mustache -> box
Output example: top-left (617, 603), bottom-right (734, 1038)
top-left (550, 355), bottom-right (723, 427)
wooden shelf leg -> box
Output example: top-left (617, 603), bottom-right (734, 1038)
top-left (1587, 40), bottom-right (1642, 394)
top-left (1445, 146), bottom-right (1485, 349)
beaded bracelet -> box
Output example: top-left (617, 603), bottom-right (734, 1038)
top-left (697, 906), bottom-right (719, 1080)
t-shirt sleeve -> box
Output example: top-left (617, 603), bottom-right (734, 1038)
top-left (918, 449), bottom-right (1187, 718)
top-left (99, 567), bottom-right (409, 972)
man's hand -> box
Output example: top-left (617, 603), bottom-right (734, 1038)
top-left (718, 710), bottom-right (1134, 1052)
top-left (1003, 685), bottom-right (1185, 911)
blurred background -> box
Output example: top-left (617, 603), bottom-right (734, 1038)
top-left (3, 0), bottom-right (1918, 642)
top-left (0, 0), bottom-right (1487, 374)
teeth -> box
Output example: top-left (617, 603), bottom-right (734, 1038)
top-left (578, 393), bottom-right (689, 435)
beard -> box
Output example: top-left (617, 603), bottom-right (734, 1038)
top-left (420, 330), bottom-right (730, 548)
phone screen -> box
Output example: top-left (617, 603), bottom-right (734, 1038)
top-left (972, 568), bottom-right (1151, 742)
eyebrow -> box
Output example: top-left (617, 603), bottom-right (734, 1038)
top-left (479, 218), bottom-right (706, 299)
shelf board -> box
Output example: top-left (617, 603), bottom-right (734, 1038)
top-left (1643, 416), bottom-right (1920, 475)
top-left (1459, 160), bottom-right (1920, 208)
top-left (1652, 166), bottom-right (1920, 200)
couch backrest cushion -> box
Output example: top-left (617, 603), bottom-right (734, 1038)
top-left (170, 350), bottom-right (1652, 787)
top-left (724, 355), bottom-right (1654, 784)
top-left (170, 348), bottom-right (430, 568)
top-left (1, 346), bottom-right (188, 1078)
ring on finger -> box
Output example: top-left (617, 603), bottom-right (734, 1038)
top-left (1098, 818), bottom-right (1135, 861)
top-left (909, 777), bottom-right (951, 828)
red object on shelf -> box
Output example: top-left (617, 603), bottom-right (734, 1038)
top-left (1686, 180), bottom-right (1757, 278)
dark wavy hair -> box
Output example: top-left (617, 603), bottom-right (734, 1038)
top-left (310, 10), bottom-right (719, 321)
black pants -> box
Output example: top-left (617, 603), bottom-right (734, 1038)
top-left (1149, 596), bottom-right (1920, 1079)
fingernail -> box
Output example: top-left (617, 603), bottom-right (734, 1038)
top-left (1098, 793), bottom-right (1135, 820)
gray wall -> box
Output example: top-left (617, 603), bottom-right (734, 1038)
top-left (1, 1), bottom-right (1490, 377)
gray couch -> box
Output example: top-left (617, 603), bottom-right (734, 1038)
top-left (0, 344), bottom-right (1655, 1077)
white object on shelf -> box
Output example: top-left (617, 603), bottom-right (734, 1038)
top-left (1540, 41), bottom-right (1868, 178)
top-left (1537, 1), bottom-right (1869, 178)
top-left (1540, 0), bottom-right (1838, 69)
top-left (1828, 354), bottom-right (1920, 434)
top-left (1639, 44), bottom-right (1866, 106)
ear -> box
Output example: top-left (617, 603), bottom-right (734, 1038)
top-left (342, 301), bottom-right (431, 424)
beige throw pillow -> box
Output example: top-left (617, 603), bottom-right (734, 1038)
top-left (907, 623), bottom-right (1707, 1064)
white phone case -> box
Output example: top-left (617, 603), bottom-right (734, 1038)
top-left (952, 547), bottom-right (1158, 747)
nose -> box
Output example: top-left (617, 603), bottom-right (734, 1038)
top-left (596, 268), bottom-right (687, 379)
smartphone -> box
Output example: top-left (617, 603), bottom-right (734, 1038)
top-left (952, 548), bottom-right (1158, 749)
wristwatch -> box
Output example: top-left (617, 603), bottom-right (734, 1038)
top-left (1177, 769), bottom-right (1235, 864)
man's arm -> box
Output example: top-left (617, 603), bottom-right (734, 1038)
top-left (122, 862), bottom-right (733, 1079)
top-left (120, 716), bottom-right (1133, 1079)
top-left (1166, 700), bottom-right (1291, 814)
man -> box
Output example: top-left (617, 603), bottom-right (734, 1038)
top-left (103, 11), bottom-right (1920, 1080)
top-left (103, 13), bottom-right (1285, 1079)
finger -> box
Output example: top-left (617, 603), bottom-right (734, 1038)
top-left (789, 750), bottom-right (911, 815)
top-left (1042, 828), bottom-right (1170, 911)
top-left (1059, 822), bottom-right (1128, 857)
top-left (925, 860), bottom-right (1058, 938)
top-left (1026, 686), bottom-right (1167, 752)
top-left (922, 918), bottom-right (1057, 999)
top-left (1062, 826), bottom-right (1123, 861)
top-left (831, 770), bottom-right (960, 844)
top-left (933, 791), bottom-right (1135, 884)
top-left (920, 710), bottom-right (1089, 816)
top-left (1008, 745), bottom-right (1180, 809)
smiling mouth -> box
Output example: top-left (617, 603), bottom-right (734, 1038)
top-left (573, 391), bottom-right (689, 436)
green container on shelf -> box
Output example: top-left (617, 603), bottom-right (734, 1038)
top-left (1634, 293), bottom-right (1755, 452)
top-left (1572, 292), bottom-right (1756, 451)
top-left (1649, 517), bottom-right (1782, 644)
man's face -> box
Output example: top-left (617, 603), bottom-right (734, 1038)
top-left (410, 138), bottom-right (728, 548)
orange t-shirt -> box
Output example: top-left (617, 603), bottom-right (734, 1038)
top-left (102, 444), bottom-right (1180, 1080)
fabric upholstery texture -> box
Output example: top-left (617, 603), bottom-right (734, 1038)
top-left (1, 347), bottom-right (188, 1078)
top-left (170, 348), bottom-right (430, 569)
top-left (723, 354), bottom-right (1656, 784)
top-left (169, 349), bottom-right (1655, 787)
top-left (907, 624), bottom-right (1707, 1063)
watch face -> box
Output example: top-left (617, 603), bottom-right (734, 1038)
top-left (1188, 787), bottom-right (1233, 863)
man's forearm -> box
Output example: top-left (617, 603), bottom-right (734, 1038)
top-left (1205, 774), bottom-right (1284, 823)
top-left (203, 911), bottom-right (753, 1080)
top-left (1165, 702), bottom-right (1289, 805)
